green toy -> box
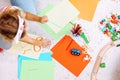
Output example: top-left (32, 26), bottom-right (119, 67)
top-left (100, 62), bottom-right (106, 68)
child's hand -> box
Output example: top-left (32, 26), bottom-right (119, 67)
top-left (39, 16), bottom-right (48, 23)
top-left (37, 38), bottom-right (51, 48)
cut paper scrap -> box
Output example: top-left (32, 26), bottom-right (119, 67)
top-left (20, 60), bottom-right (55, 80)
top-left (51, 35), bottom-right (91, 77)
top-left (39, 4), bottom-right (77, 40)
top-left (46, 0), bottom-right (80, 33)
top-left (18, 52), bottom-right (52, 79)
top-left (8, 34), bottom-right (41, 59)
top-left (39, 52), bottom-right (52, 61)
top-left (69, 0), bottom-right (99, 21)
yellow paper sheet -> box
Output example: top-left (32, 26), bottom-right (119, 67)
top-left (69, 0), bottom-right (99, 21)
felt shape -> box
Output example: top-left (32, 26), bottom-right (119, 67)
top-left (51, 35), bottom-right (91, 76)
top-left (69, 0), bottom-right (99, 21)
top-left (39, 52), bottom-right (52, 61)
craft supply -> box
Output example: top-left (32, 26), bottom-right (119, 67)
top-left (100, 62), bottom-right (106, 68)
top-left (51, 35), bottom-right (91, 77)
top-left (71, 23), bottom-right (89, 44)
top-left (99, 13), bottom-right (120, 41)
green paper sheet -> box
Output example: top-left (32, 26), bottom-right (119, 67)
top-left (20, 60), bottom-right (55, 80)
top-left (38, 4), bottom-right (76, 40)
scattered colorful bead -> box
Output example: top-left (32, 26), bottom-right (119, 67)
top-left (99, 14), bottom-right (120, 41)
top-left (116, 44), bottom-right (120, 47)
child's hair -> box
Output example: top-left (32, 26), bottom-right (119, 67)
top-left (0, 8), bottom-right (26, 42)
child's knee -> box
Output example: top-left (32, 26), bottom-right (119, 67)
top-left (10, 0), bottom-right (37, 15)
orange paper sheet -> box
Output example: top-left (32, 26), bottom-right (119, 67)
top-left (69, 0), bottom-right (99, 21)
top-left (51, 35), bottom-right (91, 76)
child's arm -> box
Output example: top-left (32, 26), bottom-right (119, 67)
top-left (20, 35), bottom-right (51, 48)
top-left (25, 12), bottom-right (48, 23)
top-left (20, 35), bottom-right (36, 45)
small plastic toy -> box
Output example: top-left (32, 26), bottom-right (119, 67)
top-left (0, 48), bottom-right (3, 53)
top-left (100, 62), bottom-right (106, 68)
top-left (116, 44), bottom-right (120, 47)
top-left (71, 48), bottom-right (81, 56)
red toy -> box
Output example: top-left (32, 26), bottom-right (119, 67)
top-left (0, 48), bottom-right (3, 53)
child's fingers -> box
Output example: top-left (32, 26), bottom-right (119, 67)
top-left (40, 16), bottom-right (48, 23)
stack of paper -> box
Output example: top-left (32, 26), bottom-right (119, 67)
top-left (46, 0), bottom-right (80, 33)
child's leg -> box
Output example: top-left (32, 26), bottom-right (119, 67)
top-left (10, 0), bottom-right (37, 15)
top-left (0, 36), bottom-right (12, 50)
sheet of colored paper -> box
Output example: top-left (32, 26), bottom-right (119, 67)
top-left (18, 52), bottom-right (52, 79)
top-left (51, 35), bottom-right (91, 76)
top-left (8, 34), bottom-right (41, 59)
top-left (39, 4), bottom-right (76, 40)
top-left (18, 55), bottom-right (35, 79)
top-left (20, 60), bottom-right (55, 80)
top-left (39, 52), bottom-right (52, 61)
top-left (46, 0), bottom-right (80, 33)
top-left (69, 0), bottom-right (99, 21)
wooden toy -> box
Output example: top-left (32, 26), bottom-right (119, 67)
top-left (91, 40), bottom-right (120, 80)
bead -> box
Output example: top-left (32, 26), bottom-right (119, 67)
top-left (100, 62), bottom-right (106, 68)
top-left (108, 25), bottom-right (112, 29)
top-left (111, 36), bottom-right (117, 41)
top-left (100, 21), bottom-right (103, 25)
top-left (117, 15), bottom-right (120, 19)
top-left (110, 28), bottom-right (115, 33)
top-left (102, 27), bottom-right (107, 32)
top-left (113, 31), bottom-right (118, 36)
top-left (104, 30), bottom-right (109, 35)
top-left (106, 22), bottom-right (110, 26)
top-left (117, 34), bottom-right (120, 39)
top-left (116, 44), bottom-right (120, 47)
top-left (111, 20), bottom-right (119, 24)
top-left (102, 19), bottom-right (106, 22)
top-left (111, 14), bottom-right (116, 20)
